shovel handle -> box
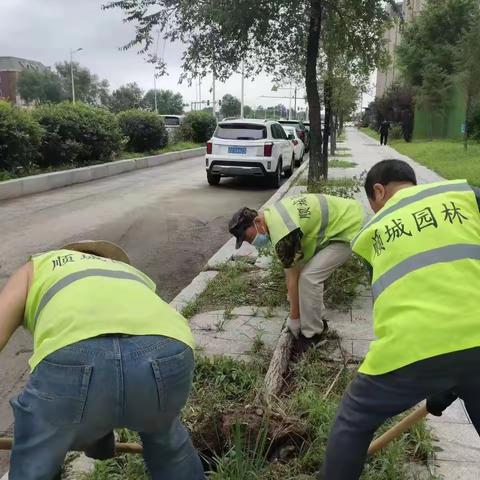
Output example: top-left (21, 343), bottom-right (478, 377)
top-left (0, 437), bottom-right (143, 455)
top-left (367, 404), bottom-right (428, 455)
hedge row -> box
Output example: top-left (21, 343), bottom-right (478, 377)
top-left (0, 101), bottom-right (216, 175)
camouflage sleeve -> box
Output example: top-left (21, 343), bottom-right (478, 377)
top-left (275, 229), bottom-right (304, 269)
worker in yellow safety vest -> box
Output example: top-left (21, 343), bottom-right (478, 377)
top-left (322, 159), bottom-right (480, 479)
top-left (229, 193), bottom-right (365, 351)
top-left (0, 241), bottom-right (205, 480)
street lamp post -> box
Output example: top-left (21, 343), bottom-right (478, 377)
top-left (70, 48), bottom-right (83, 104)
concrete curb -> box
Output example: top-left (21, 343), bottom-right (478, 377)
top-left (0, 147), bottom-right (205, 201)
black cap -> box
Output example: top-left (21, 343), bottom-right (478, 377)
top-left (228, 207), bottom-right (258, 249)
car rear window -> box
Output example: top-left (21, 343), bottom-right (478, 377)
top-left (163, 116), bottom-right (181, 126)
top-left (214, 124), bottom-right (267, 140)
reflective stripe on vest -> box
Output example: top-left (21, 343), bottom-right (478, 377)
top-left (371, 243), bottom-right (480, 301)
top-left (32, 269), bottom-right (151, 330)
top-left (273, 194), bottom-right (329, 254)
top-left (352, 179), bottom-right (480, 375)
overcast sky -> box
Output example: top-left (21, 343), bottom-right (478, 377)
top-left (1, 0), bottom-right (375, 111)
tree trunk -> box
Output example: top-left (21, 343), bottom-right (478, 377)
top-left (330, 114), bottom-right (337, 156)
top-left (306, 0), bottom-right (323, 184)
top-left (339, 113), bottom-right (344, 136)
top-left (322, 77), bottom-right (332, 178)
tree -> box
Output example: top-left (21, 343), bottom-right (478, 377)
top-left (455, 18), bottom-right (480, 149)
top-left (143, 89), bottom-right (184, 114)
top-left (17, 70), bottom-right (67, 105)
top-left (397, 0), bottom-right (480, 141)
top-left (55, 61), bottom-right (110, 106)
top-left (219, 94), bottom-right (241, 118)
top-left (109, 82), bottom-right (144, 113)
top-left (103, 0), bottom-right (392, 182)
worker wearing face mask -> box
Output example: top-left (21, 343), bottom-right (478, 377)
top-left (228, 194), bottom-right (365, 351)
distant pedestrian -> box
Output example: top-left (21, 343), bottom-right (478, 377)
top-left (379, 120), bottom-right (391, 145)
top-left (0, 240), bottom-right (204, 480)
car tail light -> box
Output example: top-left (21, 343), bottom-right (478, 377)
top-left (206, 141), bottom-right (213, 154)
top-left (264, 142), bottom-right (274, 157)
top-left (292, 139), bottom-right (298, 146)
top-left (299, 131), bottom-right (305, 141)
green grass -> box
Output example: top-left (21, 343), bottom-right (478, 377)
top-left (181, 256), bottom-right (288, 319)
top-left (393, 141), bottom-right (480, 186)
top-left (329, 159), bottom-right (357, 168)
top-left (116, 141), bottom-right (202, 160)
top-left (360, 126), bottom-right (480, 186)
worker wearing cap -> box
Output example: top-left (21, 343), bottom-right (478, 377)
top-left (322, 159), bottom-right (480, 479)
top-left (0, 241), bottom-right (204, 480)
top-left (229, 194), bottom-right (365, 349)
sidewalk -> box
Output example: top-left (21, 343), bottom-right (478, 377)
top-left (341, 128), bottom-right (480, 479)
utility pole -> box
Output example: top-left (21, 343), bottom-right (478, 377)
top-left (294, 87), bottom-right (297, 120)
top-left (70, 48), bottom-right (83, 104)
top-left (212, 71), bottom-right (216, 119)
top-left (240, 62), bottom-right (245, 118)
top-left (288, 82), bottom-right (292, 120)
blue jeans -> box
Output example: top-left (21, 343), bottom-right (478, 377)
top-left (9, 335), bottom-right (205, 480)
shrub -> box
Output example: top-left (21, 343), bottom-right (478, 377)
top-left (117, 110), bottom-right (168, 152)
top-left (468, 107), bottom-right (480, 141)
top-left (0, 100), bottom-right (43, 173)
top-left (33, 102), bottom-right (123, 167)
top-left (180, 111), bottom-right (216, 143)
top-left (390, 124), bottom-right (403, 140)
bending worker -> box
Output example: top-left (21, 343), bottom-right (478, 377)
top-left (0, 241), bottom-right (204, 480)
top-left (229, 193), bottom-right (364, 350)
top-left (322, 159), bottom-right (480, 479)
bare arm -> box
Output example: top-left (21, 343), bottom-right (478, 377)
top-left (285, 265), bottom-right (301, 319)
top-left (0, 263), bottom-right (31, 352)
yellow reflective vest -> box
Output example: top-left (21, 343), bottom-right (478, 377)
top-left (264, 194), bottom-right (365, 262)
top-left (25, 250), bottom-right (194, 370)
top-left (352, 180), bottom-right (480, 375)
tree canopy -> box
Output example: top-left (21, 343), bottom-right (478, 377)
top-left (17, 69), bottom-right (67, 105)
top-left (109, 82), bottom-right (144, 113)
top-left (143, 89), bottom-right (184, 114)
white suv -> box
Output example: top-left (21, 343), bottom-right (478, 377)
top-left (205, 119), bottom-right (295, 187)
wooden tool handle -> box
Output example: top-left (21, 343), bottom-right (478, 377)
top-left (367, 404), bottom-right (428, 455)
top-left (0, 437), bottom-right (143, 455)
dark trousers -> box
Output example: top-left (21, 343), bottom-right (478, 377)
top-left (322, 347), bottom-right (480, 479)
top-left (380, 132), bottom-right (388, 145)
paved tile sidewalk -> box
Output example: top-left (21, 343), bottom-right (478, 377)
top-left (337, 128), bottom-right (480, 479)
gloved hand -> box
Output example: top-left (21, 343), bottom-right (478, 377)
top-left (287, 317), bottom-right (301, 339)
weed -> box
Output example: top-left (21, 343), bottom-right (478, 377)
top-left (329, 159), bottom-right (357, 169)
top-left (324, 256), bottom-right (370, 311)
top-left (182, 257), bottom-right (287, 319)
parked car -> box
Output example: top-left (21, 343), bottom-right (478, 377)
top-left (205, 119), bottom-right (295, 187)
top-left (278, 120), bottom-right (310, 152)
top-left (160, 114), bottom-right (184, 140)
top-left (283, 126), bottom-right (305, 167)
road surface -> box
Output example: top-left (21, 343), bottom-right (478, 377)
top-left (0, 154), bottom-right (279, 473)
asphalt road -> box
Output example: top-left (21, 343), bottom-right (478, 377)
top-left (0, 155), bottom-right (279, 473)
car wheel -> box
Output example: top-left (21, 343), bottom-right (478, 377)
top-left (284, 154), bottom-right (294, 178)
top-left (269, 159), bottom-right (282, 188)
top-left (295, 149), bottom-right (304, 167)
top-left (207, 172), bottom-right (221, 186)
